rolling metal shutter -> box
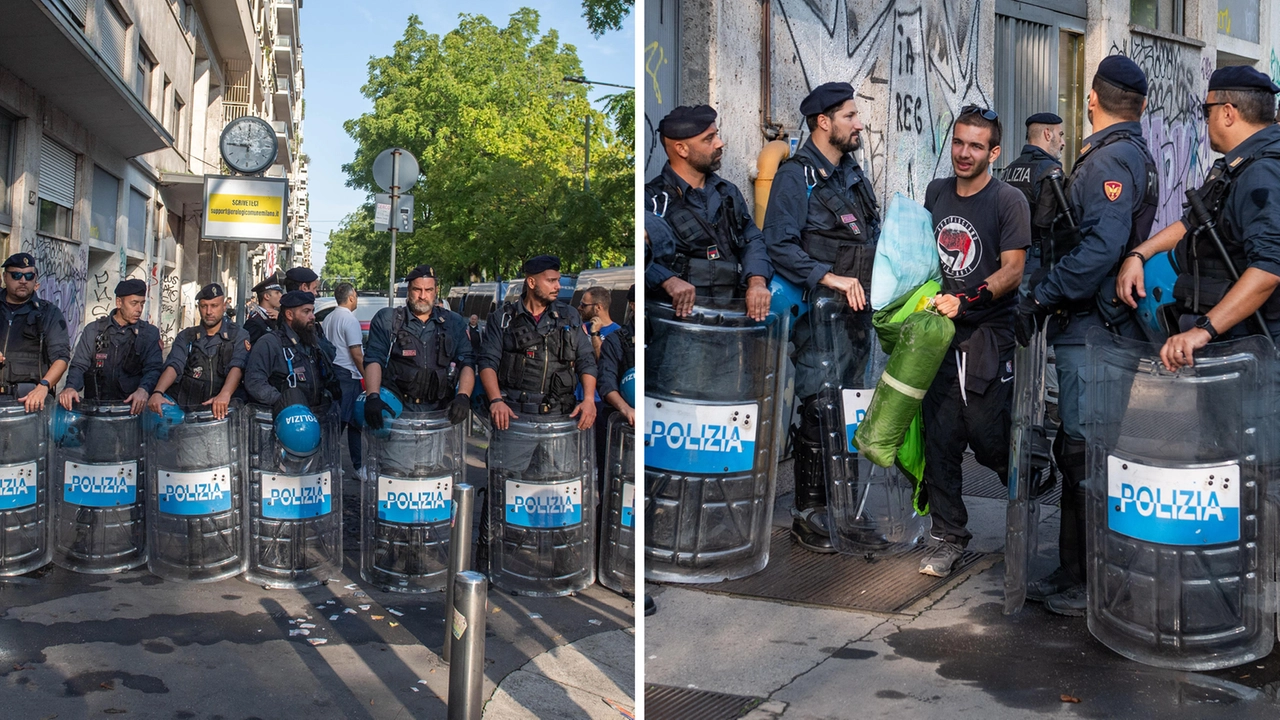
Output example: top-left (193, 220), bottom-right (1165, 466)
top-left (96, 0), bottom-right (127, 77)
top-left (60, 0), bottom-right (89, 24)
top-left (993, 15), bottom-right (1056, 174)
top-left (39, 136), bottom-right (77, 209)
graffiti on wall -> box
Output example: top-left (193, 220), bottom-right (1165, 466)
top-left (160, 270), bottom-right (180, 345)
top-left (776, 0), bottom-right (991, 204)
top-left (22, 237), bottom-right (88, 343)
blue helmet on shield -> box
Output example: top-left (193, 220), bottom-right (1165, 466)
top-left (354, 387), bottom-right (404, 437)
top-left (275, 404), bottom-right (321, 457)
top-left (52, 404), bottom-right (85, 448)
top-left (1136, 250), bottom-right (1179, 343)
top-left (142, 396), bottom-right (186, 439)
top-left (620, 367), bottom-right (636, 408)
top-left (769, 275), bottom-right (809, 321)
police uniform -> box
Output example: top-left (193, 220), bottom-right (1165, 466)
top-left (162, 284), bottom-right (251, 408)
top-left (244, 291), bottom-right (340, 411)
top-left (366, 275), bottom-right (475, 413)
top-left (1016, 56), bottom-right (1159, 609)
top-left (644, 105), bottom-right (772, 299)
top-left (1001, 113), bottom-right (1065, 277)
top-left (762, 82), bottom-right (880, 552)
top-left (0, 253), bottom-right (71, 400)
top-left (245, 273), bottom-right (284, 344)
top-left (65, 280), bottom-right (164, 403)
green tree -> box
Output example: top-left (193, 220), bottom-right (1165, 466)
top-left (338, 9), bottom-right (633, 287)
top-left (581, 0), bottom-right (632, 37)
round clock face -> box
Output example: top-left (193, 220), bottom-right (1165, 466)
top-left (219, 116), bottom-right (279, 174)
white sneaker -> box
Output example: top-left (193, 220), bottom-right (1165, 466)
top-left (919, 541), bottom-right (964, 577)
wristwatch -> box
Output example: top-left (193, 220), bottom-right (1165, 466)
top-left (1194, 314), bottom-right (1219, 341)
top-left (38, 379), bottom-right (50, 389)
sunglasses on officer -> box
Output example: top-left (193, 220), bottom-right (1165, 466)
top-left (1201, 102), bottom-right (1232, 120)
top-left (7, 271), bottom-right (35, 282)
top-left (959, 104), bottom-right (999, 122)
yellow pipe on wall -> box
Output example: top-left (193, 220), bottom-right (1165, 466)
top-left (753, 139), bottom-right (792, 229)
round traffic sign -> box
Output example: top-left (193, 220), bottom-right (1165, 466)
top-left (372, 148), bottom-right (420, 192)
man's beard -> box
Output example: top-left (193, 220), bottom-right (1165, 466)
top-left (690, 151), bottom-right (723, 175)
top-left (292, 319), bottom-right (317, 344)
top-left (202, 316), bottom-right (221, 328)
top-left (833, 130), bottom-right (861, 155)
top-left (408, 299), bottom-right (433, 315)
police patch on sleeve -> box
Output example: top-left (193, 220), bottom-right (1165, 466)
top-left (1104, 181), bottom-right (1123, 202)
top-left (245, 340), bottom-right (252, 351)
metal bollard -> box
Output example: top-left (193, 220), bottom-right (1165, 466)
top-left (442, 483), bottom-right (474, 664)
top-left (447, 571), bottom-right (487, 720)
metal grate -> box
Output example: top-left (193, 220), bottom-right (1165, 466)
top-left (683, 527), bottom-right (985, 614)
top-left (644, 685), bottom-right (762, 720)
top-left (961, 451), bottom-right (1062, 505)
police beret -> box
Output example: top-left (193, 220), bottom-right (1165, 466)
top-left (196, 283), bottom-right (224, 301)
top-left (1095, 55), bottom-right (1148, 96)
top-left (1208, 65), bottom-right (1280, 94)
top-left (3, 253), bottom-right (35, 270)
top-left (285, 267), bottom-right (318, 284)
top-left (115, 279), bottom-right (147, 297)
top-left (627, 284), bottom-right (635, 302)
top-left (278, 290), bottom-right (315, 309)
top-left (1025, 112), bottom-right (1063, 126)
top-left (522, 255), bottom-right (561, 275)
top-left (405, 265), bottom-right (436, 283)
top-left (251, 275), bottom-right (284, 295)
top-left (800, 81), bottom-right (856, 116)
top-left (657, 105), bottom-right (717, 140)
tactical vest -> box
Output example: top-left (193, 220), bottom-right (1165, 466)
top-left (1174, 144), bottom-right (1280, 320)
top-left (786, 154), bottom-right (880, 288)
top-left (1002, 151), bottom-right (1061, 251)
top-left (169, 324), bottom-right (238, 408)
top-left (646, 175), bottom-right (746, 297)
top-left (1057, 130), bottom-right (1159, 263)
top-left (86, 316), bottom-right (148, 403)
top-left (385, 307), bottom-right (459, 408)
top-left (1, 299), bottom-right (52, 388)
top-left (616, 325), bottom-right (635, 375)
top-left (266, 327), bottom-right (332, 409)
top-left (495, 301), bottom-right (579, 415)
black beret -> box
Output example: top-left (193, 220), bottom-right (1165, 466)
top-left (279, 290), bottom-right (315, 309)
top-left (627, 284), bottom-right (635, 302)
top-left (1025, 112), bottom-right (1063, 126)
top-left (285, 267), bottom-right (318, 284)
top-left (115, 279), bottom-right (147, 297)
top-left (196, 283), bottom-right (225, 301)
top-left (3, 253), bottom-right (35, 270)
top-left (1208, 65), bottom-right (1280, 94)
top-left (251, 273), bottom-right (284, 295)
top-left (1095, 55), bottom-right (1148, 96)
top-left (522, 255), bottom-right (561, 275)
top-left (405, 265), bottom-right (436, 283)
top-left (800, 81), bottom-right (856, 116)
top-left (657, 105), bottom-right (717, 140)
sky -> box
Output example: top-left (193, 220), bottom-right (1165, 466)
top-left (300, 0), bottom-right (636, 269)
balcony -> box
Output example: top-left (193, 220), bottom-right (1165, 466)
top-left (273, 35), bottom-right (295, 77)
top-left (197, 0), bottom-right (255, 62)
top-left (272, 74), bottom-right (292, 123)
top-left (275, 0), bottom-right (296, 41)
top-left (272, 120), bottom-right (293, 172)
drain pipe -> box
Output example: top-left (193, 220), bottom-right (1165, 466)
top-left (761, 0), bottom-right (784, 141)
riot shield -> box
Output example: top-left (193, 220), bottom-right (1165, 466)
top-left (487, 415), bottom-right (595, 597)
top-left (361, 411), bottom-right (464, 593)
top-left (245, 404), bottom-right (342, 589)
top-left (1004, 329), bottom-right (1050, 614)
top-left (809, 292), bottom-right (926, 555)
top-left (146, 405), bottom-right (247, 582)
top-left (52, 403), bottom-right (146, 573)
top-left (598, 413), bottom-right (635, 595)
top-left (643, 299), bottom-right (788, 583)
top-left (1083, 330), bottom-right (1275, 670)
top-left (0, 401), bottom-right (50, 575)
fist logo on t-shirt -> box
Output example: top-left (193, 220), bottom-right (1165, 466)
top-left (935, 215), bottom-right (983, 280)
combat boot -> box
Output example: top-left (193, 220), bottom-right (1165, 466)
top-left (791, 432), bottom-right (834, 553)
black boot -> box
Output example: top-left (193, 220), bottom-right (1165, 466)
top-left (791, 417), bottom-right (834, 554)
top-left (1055, 433), bottom-right (1089, 588)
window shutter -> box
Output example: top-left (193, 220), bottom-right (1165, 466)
top-left (39, 136), bottom-right (77, 209)
top-left (96, 1), bottom-right (127, 76)
top-left (60, 0), bottom-right (90, 24)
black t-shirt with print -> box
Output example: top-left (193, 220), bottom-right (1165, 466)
top-left (924, 176), bottom-right (1030, 328)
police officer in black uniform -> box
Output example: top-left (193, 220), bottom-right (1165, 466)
top-left (763, 81), bottom-right (881, 553)
top-left (60, 279), bottom-right (164, 415)
top-left (1118, 66), bottom-right (1280, 361)
top-left (283, 267), bottom-right (320, 294)
top-left (148, 283), bottom-right (250, 419)
top-left (1014, 55), bottom-right (1159, 615)
top-left (244, 290), bottom-right (340, 413)
top-left (245, 273), bottom-right (284, 344)
top-left (644, 105), bottom-right (773, 321)
top-left (479, 255), bottom-right (597, 431)
top-left (363, 264), bottom-right (475, 426)
top-left (597, 285), bottom-right (635, 427)
top-left (1002, 112), bottom-right (1067, 280)
top-left (0, 252), bottom-right (71, 413)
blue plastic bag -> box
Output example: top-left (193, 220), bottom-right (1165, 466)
top-left (870, 193), bottom-right (940, 310)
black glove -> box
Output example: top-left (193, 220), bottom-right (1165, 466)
top-left (364, 392), bottom-right (388, 430)
top-left (952, 282), bottom-right (992, 319)
top-left (447, 393), bottom-right (471, 425)
top-left (272, 387), bottom-right (308, 418)
top-left (1014, 294), bottom-right (1049, 347)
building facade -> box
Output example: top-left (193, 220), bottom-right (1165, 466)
top-left (0, 0), bottom-right (309, 347)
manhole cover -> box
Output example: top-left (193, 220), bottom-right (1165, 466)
top-left (644, 684), bottom-right (762, 720)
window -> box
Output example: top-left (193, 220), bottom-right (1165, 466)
top-left (134, 46), bottom-right (154, 108)
top-left (127, 188), bottom-right (147, 253)
top-left (38, 137), bottom-right (76, 237)
top-left (1218, 0), bottom-right (1260, 42)
top-left (1059, 31), bottom-right (1086, 173)
top-left (90, 166), bottom-right (119, 244)
top-left (1132, 0), bottom-right (1186, 35)
top-left (96, 0), bottom-right (128, 77)
top-left (0, 112), bottom-right (13, 222)
top-left (170, 93), bottom-right (185, 143)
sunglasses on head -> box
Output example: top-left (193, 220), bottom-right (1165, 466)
top-left (8, 271), bottom-right (35, 282)
top-left (960, 104), bottom-right (999, 121)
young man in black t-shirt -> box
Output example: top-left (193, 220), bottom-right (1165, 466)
top-left (918, 107), bottom-right (1031, 577)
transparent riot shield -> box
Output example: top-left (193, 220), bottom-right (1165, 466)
top-left (245, 404), bottom-right (342, 589)
top-left (145, 406), bottom-right (247, 582)
top-left (598, 413), bottom-right (635, 595)
top-left (1004, 329), bottom-right (1049, 614)
top-left (644, 299), bottom-right (788, 583)
top-left (810, 293), bottom-right (927, 555)
top-left (0, 401), bottom-right (50, 575)
top-left (1084, 330), bottom-right (1274, 670)
top-left (487, 415), bottom-right (595, 597)
top-left (52, 403), bottom-right (146, 573)
top-left (361, 411), bottom-right (464, 593)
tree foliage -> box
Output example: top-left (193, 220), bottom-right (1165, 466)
top-left (326, 10), bottom-right (634, 289)
top-left (581, 0), bottom-right (632, 37)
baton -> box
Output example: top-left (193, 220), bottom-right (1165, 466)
top-left (1185, 189), bottom-right (1272, 343)
top-left (1047, 168), bottom-right (1077, 229)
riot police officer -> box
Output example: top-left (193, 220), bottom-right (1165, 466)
top-left (245, 273), bottom-right (284, 344)
top-left (363, 264), bottom-right (474, 426)
top-left (644, 105), bottom-right (772, 321)
top-left (244, 291), bottom-right (341, 413)
top-left (148, 283), bottom-right (250, 419)
top-left (1014, 56), bottom-right (1159, 615)
top-left (1002, 112), bottom-right (1067, 279)
top-left (284, 266), bottom-right (321, 294)
top-left (479, 255), bottom-right (597, 430)
top-left (0, 252), bottom-right (71, 412)
top-left (598, 285), bottom-right (635, 427)
top-left (763, 81), bottom-right (881, 553)
top-left (60, 279), bottom-right (164, 415)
